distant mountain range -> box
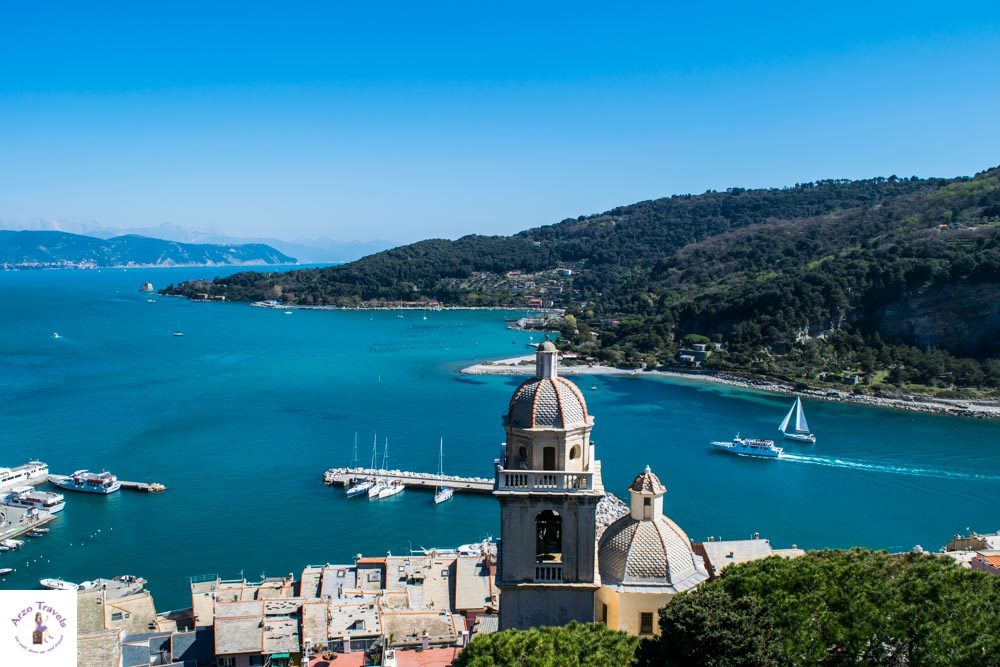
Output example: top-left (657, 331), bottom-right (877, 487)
top-left (0, 221), bottom-right (394, 263)
top-left (0, 230), bottom-right (296, 269)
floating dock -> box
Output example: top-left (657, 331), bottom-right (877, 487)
top-left (323, 467), bottom-right (493, 494)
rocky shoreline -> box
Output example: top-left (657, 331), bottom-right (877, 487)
top-left (460, 355), bottom-right (1000, 420)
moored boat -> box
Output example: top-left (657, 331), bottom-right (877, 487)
top-left (378, 481), bottom-right (405, 499)
top-left (3, 486), bottom-right (66, 513)
top-left (345, 478), bottom-right (374, 498)
top-left (711, 434), bottom-right (783, 459)
top-left (0, 461), bottom-right (49, 492)
top-left (433, 438), bottom-right (453, 505)
top-left (39, 578), bottom-right (78, 590)
top-left (1, 539), bottom-right (24, 549)
top-left (49, 470), bottom-right (121, 494)
top-left (779, 396), bottom-right (816, 443)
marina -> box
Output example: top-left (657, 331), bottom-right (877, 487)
top-left (324, 467), bottom-right (494, 494)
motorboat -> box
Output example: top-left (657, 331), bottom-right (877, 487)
top-left (39, 578), bottom-right (78, 590)
top-left (49, 470), bottom-right (121, 494)
top-left (711, 434), bottom-right (783, 459)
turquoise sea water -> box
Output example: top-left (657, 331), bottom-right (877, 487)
top-left (1, 267), bottom-right (998, 610)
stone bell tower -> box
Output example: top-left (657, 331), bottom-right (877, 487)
top-left (494, 341), bottom-right (604, 629)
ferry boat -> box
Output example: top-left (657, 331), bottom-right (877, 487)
top-left (0, 461), bottom-right (49, 492)
top-left (711, 434), bottom-right (783, 459)
top-left (39, 578), bottom-right (78, 591)
top-left (779, 396), bottom-right (816, 443)
top-left (48, 470), bottom-right (121, 494)
top-left (2, 486), bottom-right (66, 513)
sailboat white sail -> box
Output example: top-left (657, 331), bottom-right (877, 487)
top-left (778, 397), bottom-right (816, 443)
top-left (434, 437), bottom-right (454, 505)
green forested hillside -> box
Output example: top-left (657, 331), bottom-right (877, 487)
top-left (164, 167), bottom-right (1000, 393)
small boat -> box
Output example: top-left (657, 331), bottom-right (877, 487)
top-left (52, 332), bottom-right (61, 339)
top-left (346, 478), bottom-right (374, 498)
top-left (434, 438), bottom-right (453, 505)
top-left (39, 578), bottom-right (78, 591)
top-left (711, 434), bottom-right (783, 459)
top-left (378, 481), bottom-right (405, 499)
top-left (779, 396), bottom-right (816, 443)
top-left (145, 298), bottom-right (156, 304)
top-left (344, 433), bottom-right (374, 498)
top-left (590, 385), bottom-right (597, 391)
top-left (1, 539), bottom-right (24, 549)
top-left (49, 470), bottom-right (121, 494)
top-left (374, 438), bottom-right (403, 498)
top-left (0, 568), bottom-right (13, 576)
top-left (284, 310), bottom-right (293, 315)
top-left (29, 527), bottom-right (50, 534)
top-left (172, 331), bottom-right (184, 337)
top-left (139, 282), bottom-right (154, 292)
top-left (396, 301), bottom-right (405, 319)
top-left (0, 546), bottom-right (9, 552)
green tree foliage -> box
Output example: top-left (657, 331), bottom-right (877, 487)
top-left (165, 166), bottom-right (1000, 390)
top-left (455, 621), bottom-right (639, 667)
top-left (649, 549), bottom-right (1000, 666)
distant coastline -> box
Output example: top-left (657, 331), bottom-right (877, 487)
top-left (460, 354), bottom-right (1000, 420)
top-left (1, 261), bottom-right (300, 271)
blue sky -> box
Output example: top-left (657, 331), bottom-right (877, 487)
top-left (1, 2), bottom-right (998, 243)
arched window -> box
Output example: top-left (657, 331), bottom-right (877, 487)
top-left (535, 510), bottom-right (562, 562)
top-left (569, 445), bottom-right (581, 460)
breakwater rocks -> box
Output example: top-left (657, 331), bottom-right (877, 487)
top-left (596, 493), bottom-right (630, 538)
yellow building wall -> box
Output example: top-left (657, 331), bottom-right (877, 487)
top-left (596, 587), bottom-right (674, 637)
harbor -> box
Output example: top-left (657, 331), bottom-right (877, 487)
top-left (323, 467), bottom-right (494, 494)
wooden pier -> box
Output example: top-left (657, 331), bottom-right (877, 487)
top-left (323, 467), bottom-right (494, 494)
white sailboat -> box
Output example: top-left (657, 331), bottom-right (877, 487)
top-left (367, 434), bottom-right (386, 498)
top-left (779, 397), bottom-right (816, 443)
top-left (434, 438), bottom-right (454, 505)
top-left (345, 433), bottom-right (374, 498)
top-left (377, 437), bottom-right (404, 498)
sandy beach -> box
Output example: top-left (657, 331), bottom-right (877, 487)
top-left (460, 354), bottom-right (1000, 419)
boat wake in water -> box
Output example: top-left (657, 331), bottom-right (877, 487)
top-left (778, 452), bottom-right (1000, 482)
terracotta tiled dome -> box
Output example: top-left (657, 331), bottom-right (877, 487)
top-left (598, 513), bottom-right (708, 591)
top-left (507, 376), bottom-right (589, 429)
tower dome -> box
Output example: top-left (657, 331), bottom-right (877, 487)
top-left (597, 466), bottom-right (708, 592)
top-left (506, 342), bottom-right (589, 429)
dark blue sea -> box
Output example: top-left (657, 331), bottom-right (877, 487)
top-left (1, 267), bottom-right (998, 610)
